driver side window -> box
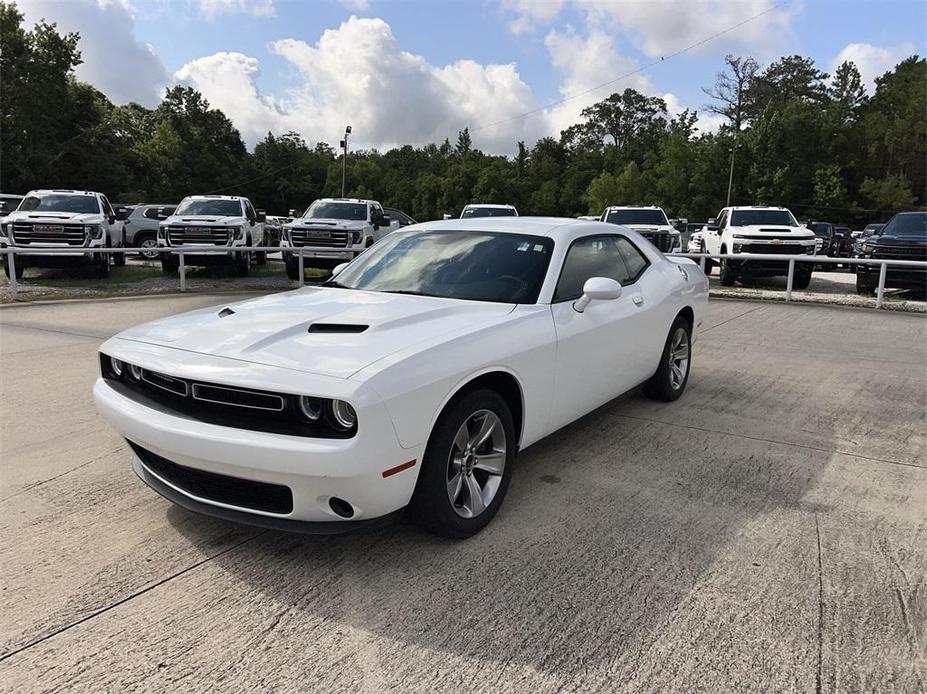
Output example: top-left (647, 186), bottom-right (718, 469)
top-left (554, 235), bottom-right (631, 302)
top-left (717, 210), bottom-right (729, 228)
top-left (244, 200), bottom-right (256, 221)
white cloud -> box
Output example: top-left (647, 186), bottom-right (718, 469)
top-left (198, 0), bottom-right (275, 18)
top-left (18, 0), bottom-right (169, 106)
top-left (177, 16), bottom-right (545, 151)
top-left (500, 0), bottom-right (565, 35)
top-left (338, 0), bottom-right (371, 10)
top-left (830, 42), bottom-right (914, 92)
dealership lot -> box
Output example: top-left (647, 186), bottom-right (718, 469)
top-left (0, 295), bottom-right (924, 692)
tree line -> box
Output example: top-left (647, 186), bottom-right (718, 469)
top-left (1, 1), bottom-right (924, 227)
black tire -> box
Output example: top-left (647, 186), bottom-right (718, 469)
top-left (236, 248), bottom-right (252, 277)
top-left (95, 245), bottom-right (111, 278)
top-left (856, 272), bottom-right (876, 295)
top-left (285, 257), bottom-right (302, 281)
top-left (700, 241), bottom-right (714, 275)
top-left (719, 253), bottom-right (737, 286)
top-left (409, 388), bottom-right (516, 539)
top-left (793, 267), bottom-right (812, 290)
top-left (256, 250), bottom-right (267, 265)
top-left (644, 315), bottom-right (692, 402)
top-left (136, 234), bottom-right (159, 260)
top-left (3, 258), bottom-right (24, 280)
top-left (161, 253), bottom-right (179, 274)
top-left (113, 233), bottom-right (126, 267)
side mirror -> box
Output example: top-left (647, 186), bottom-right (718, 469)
top-left (573, 277), bottom-right (622, 313)
top-left (115, 208), bottom-right (128, 221)
top-left (108, 214), bottom-right (116, 225)
top-left (288, 209), bottom-right (297, 218)
top-left (332, 262), bottom-right (349, 277)
top-left (706, 218), bottom-right (719, 231)
top-left (443, 213), bottom-right (452, 220)
top-left (256, 210), bottom-right (266, 223)
top-left (381, 215), bottom-right (391, 225)
top-left (0, 202), bottom-right (8, 214)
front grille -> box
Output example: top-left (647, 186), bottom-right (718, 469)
top-left (168, 225), bottom-right (230, 246)
top-left (741, 243), bottom-right (804, 255)
top-left (873, 245), bottom-right (927, 261)
top-left (11, 222), bottom-right (86, 246)
top-left (290, 227), bottom-right (350, 248)
top-left (638, 231), bottom-right (675, 253)
top-left (129, 441), bottom-right (293, 514)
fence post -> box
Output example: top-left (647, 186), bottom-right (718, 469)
top-left (298, 249), bottom-right (304, 287)
top-left (699, 256), bottom-right (706, 272)
top-left (7, 250), bottom-right (18, 300)
top-left (875, 262), bottom-right (887, 309)
top-left (179, 251), bottom-right (186, 292)
top-left (785, 258), bottom-right (795, 302)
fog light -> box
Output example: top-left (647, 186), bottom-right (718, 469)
top-left (298, 395), bottom-right (323, 421)
top-left (110, 357), bottom-right (124, 377)
top-left (331, 400), bottom-right (357, 429)
top-left (733, 243), bottom-right (742, 253)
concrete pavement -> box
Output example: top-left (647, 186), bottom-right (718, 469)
top-left (0, 294), bottom-right (925, 693)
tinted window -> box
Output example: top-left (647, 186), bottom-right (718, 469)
top-left (808, 222), bottom-right (833, 237)
top-left (334, 230), bottom-right (554, 304)
top-left (19, 194), bottom-right (99, 214)
top-left (730, 209), bottom-right (798, 226)
top-left (883, 213), bottom-right (927, 238)
top-left (616, 237), bottom-right (648, 282)
top-left (554, 236), bottom-right (631, 302)
top-left (144, 206), bottom-right (175, 219)
top-left (461, 206), bottom-right (517, 218)
top-left (174, 198), bottom-right (242, 216)
top-left (304, 201), bottom-right (367, 221)
top-left (245, 200), bottom-right (256, 221)
top-left (604, 209), bottom-right (668, 226)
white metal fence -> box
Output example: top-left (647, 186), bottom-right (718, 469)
top-left (2, 246), bottom-right (925, 310)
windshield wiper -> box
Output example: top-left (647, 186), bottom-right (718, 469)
top-left (322, 279), bottom-right (351, 288)
top-left (378, 289), bottom-right (432, 297)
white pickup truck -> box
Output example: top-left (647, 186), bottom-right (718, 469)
top-left (600, 206), bottom-right (682, 253)
top-left (1, 189), bottom-right (125, 279)
top-left (281, 198), bottom-right (399, 279)
top-left (158, 195), bottom-right (266, 276)
top-left (702, 206), bottom-right (817, 288)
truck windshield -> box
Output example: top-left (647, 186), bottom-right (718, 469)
top-left (304, 202), bottom-right (367, 221)
top-left (808, 222), bottom-right (833, 237)
top-left (19, 194), bottom-right (99, 214)
top-left (730, 210), bottom-right (798, 226)
top-left (461, 206), bottom-right (516, 218)
top-left (332, 230), bottom-right (554, 304)
top-left (887, 213), bottom-right (927, 238)
top-left (174, 199), bottom-right (242, 217)
top-left (604, 209), bottom-right (668, 225)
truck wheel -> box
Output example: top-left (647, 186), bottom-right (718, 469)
top-left (700, 240), bottom-right (713, 275)
top-left (161, 253), bottom-right (179, 274)
top-left (3, 258), bottom-right (24, 280)
top-left (719, 255), bottom-right (737, 286)
top-left (856, 272), bottom-right (876, 295)
top-left (95, 248), bottom-right (112, 279)
top-left (256, 250), bottom-right (267, 265)
top-left (285, 257), bottom-right (302, 281)
top-left (644, 314), bottom-right (692, 402)
top-left (236, 249), bottom-right (252, 277)
top-left (113, 233), bottom-right (126, 267)
top-left (793, 266), bottom-right (812, 290)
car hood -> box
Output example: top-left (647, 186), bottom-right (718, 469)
top-left (871, 235), bottom-right (927, 246)
top-left (289, 218), bottom-right (368, 230)
top-left (5, 211), bottom-right (103, 224)
top-left (735, 225), bottom-right (815, 238)
top-left (625, 224), bottom-right (678, 234)
top-left (116, 288), bottom-right (517, 379)
top-left (164, 215), bottom-right (245, 226)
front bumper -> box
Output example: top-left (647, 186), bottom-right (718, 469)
top-left (93, 375), bottom-right (423, 528)
top-left (1, 239), bottom-right (110, 266)
top-left (280, 241), bottom-right (363, 261)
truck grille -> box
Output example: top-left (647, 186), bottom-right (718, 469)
top-left (290, 227), bottom-right (350, 248)
top-left (742, 243), bottom-right (804, 255)
top-left (167, 225), bottom-right (230, 246)
top-left (11, 222), bottom-right (86, 246)
top-left (638, 231), bottom-right (675, 253)
top-left (872, 245), bottom-right (927, 261)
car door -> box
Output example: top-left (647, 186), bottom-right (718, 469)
top-left (549, 234), bottom-right (663, 428)
top-left (705, 209), bottom-right (727, 254)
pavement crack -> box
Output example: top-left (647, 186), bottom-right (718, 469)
top-left (699, 304), bottom-right (766, 333)
top-left (0, 530), bottom-right (267, 664)
top-left (815, 514), bottom-right (825, 694)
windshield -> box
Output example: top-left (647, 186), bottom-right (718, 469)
top-left (174, 198), bottom-right (242, 217)
top-left (730, 209), bottom-right (798, 226)
top-left (303, 201), bottom-right (367, 221)
top-left (808, 222), bottom-right (833, 237)
top-left (604, 209), bottom-right (668, 226)
top-left (885, 213), bottom-right (927, 238)
top-left (19, 194), bottom-right (99, 214)
top-left (461, 206), bottom-right (516, 218)
top-left (333, 230), bottom-right (554, 303)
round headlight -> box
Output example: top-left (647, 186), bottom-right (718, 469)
top-left (330, 400), bottom-right (357, 429)
top-left (127, 364), bottom-right (142, 381)
top-left (110, 357), bottom-right (124, 377)
top-left (298, 395), bottom-right (323, 421)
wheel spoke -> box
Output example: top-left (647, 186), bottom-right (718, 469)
top-left (469, 413), bottom-right (497, 449)
top-left (447, 472), bottom-right (463, 504)
top-left (453, 424), bottom-right (469, 454)
top-left (670, 363), bottom-right (683, 385)
top-left (474, 450), bottom-right (505, 475)
top-left (464, 474), bottom-right (486, 516)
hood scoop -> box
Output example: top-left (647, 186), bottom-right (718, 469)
top-left (218, 307), bottom-right (235, 318)
top-left (28, 214), bottom-right (72, 219)
top-left (307, 323), bottom-right (368, 334)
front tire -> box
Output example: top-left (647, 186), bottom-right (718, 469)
top-left (719, 255), bottom-right (737, 286)
top-left (856, 271), bottom-right (876, 295)
top-left (793, 266), bottom-right (812, 290)
top-left (3, 258), bottom-right (24, 280)
top-left (644, 315), bottom-right (692, 402)
top-left (285, 257), bottom-right (302, 281)
top-left (409, 388), bottom-right (515, 539)
top-left (136, 234), bottom-right (159, 260)
top-left (95, 245), bottom-right (111, 279)
top-left (235, 242), bottom-right (253, 277)
top-left (161, 253), bottom-right (179, 274)
top-left (113, 232), bottom-right (126, 267)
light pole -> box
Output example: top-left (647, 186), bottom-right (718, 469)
top-left (340, 125), bottom-right (352, 197)
top-left (726, 143), bottom-right (737, 207)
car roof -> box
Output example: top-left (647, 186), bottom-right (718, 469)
top-left (408, 216), bottom-right (621, 241)
top-left (464, 203), bottom-right (516, 209)
top-left (317, 198), bottom-right (370, 204)
top-left (27, 189), bottom-right (99, 196)
top-left (603, 205), bottom-right (665, 210)
top-left (727, 206), bottom-right (790, 210)
top-left (182, 195), bottom-right (245, 201)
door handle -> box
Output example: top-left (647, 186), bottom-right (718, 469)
top-left (632, 295), bottom-right (645, 306)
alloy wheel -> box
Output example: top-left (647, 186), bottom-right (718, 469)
top-left (139, 238), bottom-right (159, 260)
top-left (446, 409), bottom-right (506, 518)
top-left (668, 327), bottom-right (690, 390)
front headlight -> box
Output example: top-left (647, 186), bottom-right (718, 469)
top-left (283, 227), bottom-right (293, 243)
top-left (0, 223), bottom-right (10, 238)
top-left (157, 226), bottom-right (166, 239)
top-left (85, 225), bottom-right (103, 239)
top-left (231, 225), bottom-right (244, 240)
top-left (330, 400), bottom-right (357, 430)
top-left (351, 231), bottom-right (361, 244)
top-left (859, 242), bottom-right (873, 254)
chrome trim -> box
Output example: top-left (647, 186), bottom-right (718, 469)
top-left (191, 382), bottom-right (286, 411)
top-left (141, 369), bottom-right (190, 397)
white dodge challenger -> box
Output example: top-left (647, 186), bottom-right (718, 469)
top-left (94, 217), bottom-right (708, 538)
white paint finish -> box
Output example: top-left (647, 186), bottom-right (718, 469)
top-left (94, 217), bottom-right (708, 525)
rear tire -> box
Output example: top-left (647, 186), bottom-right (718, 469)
top-left (161, 253), bottom-right (179, 274)
top-left (285, 257), bottom-right (302, 281)
top-left (409, 388), bottom-right (515, 539)
top-left (644, 315), bottom-right (692, 402)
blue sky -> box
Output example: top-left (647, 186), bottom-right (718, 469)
top-left (19, 0), bottom-right (927, 152)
